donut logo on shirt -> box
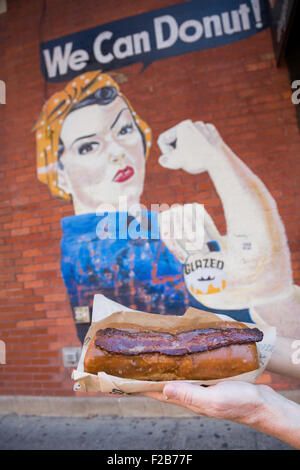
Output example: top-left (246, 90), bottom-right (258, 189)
top-left (183, 253), bottom-right (226, 297)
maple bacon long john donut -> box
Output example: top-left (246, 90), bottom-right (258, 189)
top-left (84, 322), bottom-right (264, 381)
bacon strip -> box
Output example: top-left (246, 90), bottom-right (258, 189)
top-left (95, 327), bottom-right (263, 356)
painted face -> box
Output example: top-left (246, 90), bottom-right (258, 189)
top-left (183, 253), bottom-right (227, 299)
top-left (58, 96), bottom-right (145, 214)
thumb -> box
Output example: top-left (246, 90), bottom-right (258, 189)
top-left (158, 153), bottom-right (182, 170)
top-left (163, 382), bottom-right (208, 408)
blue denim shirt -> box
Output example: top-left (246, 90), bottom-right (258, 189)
top-left (60, 211), bottom-right (252, 342)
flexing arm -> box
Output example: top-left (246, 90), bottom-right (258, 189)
top-left (158, 120), bottom-right (293, 309)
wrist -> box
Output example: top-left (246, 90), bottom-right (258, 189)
top-left (242, 385), bottom-right (300, 449)
top-left (248, 385), bottom-right (278, 426)
top-left (237, 384), bottom-right (271, 428)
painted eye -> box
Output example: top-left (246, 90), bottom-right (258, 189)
top-left (78, 142), bottom-right (100, 155)
top-left (118, 124), bottom-right (133, 136)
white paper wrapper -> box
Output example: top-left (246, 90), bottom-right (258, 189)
top-left (72, 295), bottom-right (276, 394)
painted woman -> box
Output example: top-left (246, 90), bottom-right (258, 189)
top-left (34, 70), bottom-right (299, 342)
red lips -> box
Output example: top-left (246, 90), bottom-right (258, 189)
top-left (113, 166), bottom-right (134, 183)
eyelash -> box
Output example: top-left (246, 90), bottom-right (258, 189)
top-left (118, 123), bottom-right (133, 136)
top-left (78, 141), bottom-right (100, 155)
top-left (76, 122), bottom-right (135, 155)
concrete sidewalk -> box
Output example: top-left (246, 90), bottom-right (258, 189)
top-left (0, 413), bottom-right (294, 450)
top-left (0, 390), bottom-right (299, 418)
top-left (0, 393), bottom-right (298, 450)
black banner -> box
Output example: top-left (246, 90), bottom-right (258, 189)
top-left (40, 0), bottom-right (270, 82)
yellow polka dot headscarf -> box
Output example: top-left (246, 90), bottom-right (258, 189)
top-left (34, 71), bottom-right (152, 201)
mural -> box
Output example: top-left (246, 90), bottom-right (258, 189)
top-left (34, 70), bottom-right (299, 343)
top-left (157, 120), bottom-right (300, 333)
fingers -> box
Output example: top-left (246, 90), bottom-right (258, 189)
top-left (157, 120), bottom-right (222, 173)
top-left (158, 153), bottom-right (182, 170)
top-left (140, 391), bottom-right (189, 408)
top-left (158, 120), bottom-right (197, 153)
top-left (195, 121), bottom-right (223, 146)
top-left (206, 123), bottom-right (222, 142)
top-left (159, 121), bottom-right (220, 153)
top-left (140, 392), bottom-right (165, 400)
top-left (157, 121), bottom-right (192, 171)
top-left (143, 382), bottom-right (269, 424)
top-left (163, 382), bottom-right (210, 409)
top-left (157, 125), bottom-right (178, 154)
top-left (194, 121), bottom-right (213, 143)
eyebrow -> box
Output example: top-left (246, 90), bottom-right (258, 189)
top-left (71, 133), bottom-right (96, 146)
top-left (110, 107), bottom-right (129, 130)
top-left (70, 107), bottom-right (130, 146)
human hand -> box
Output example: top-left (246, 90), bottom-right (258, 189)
top-left (143, 381), bottom-right (268, 426)
top-left (143, 381), bottom-right (300, 449)
top-left (157, 120), bottom-right (223, 174)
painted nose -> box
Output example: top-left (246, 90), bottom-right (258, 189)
top-left (109, 152), bottom-right (126, 164)
top-left (106, 141), bottom-right (127, 164)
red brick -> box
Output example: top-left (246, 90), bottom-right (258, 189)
top-left (1, 0), bottom-right (300, 398)
top-left (16, 320), bottom-right (35, 329)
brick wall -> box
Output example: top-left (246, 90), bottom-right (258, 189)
top-left (0, 0), bottom-right (300, 395)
